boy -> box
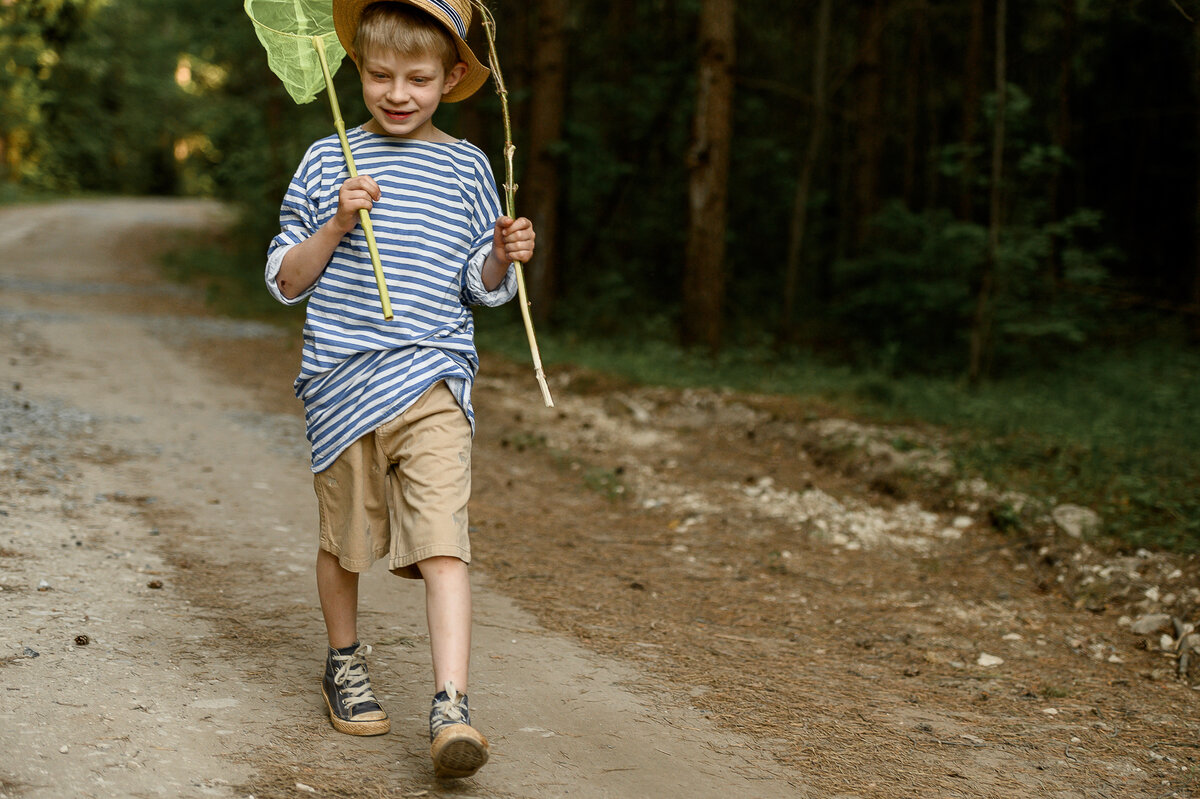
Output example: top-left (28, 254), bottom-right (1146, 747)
top-left (264, 0), bottom-right (534, 779)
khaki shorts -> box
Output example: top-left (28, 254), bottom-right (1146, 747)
top-left (314, 381), bottom-right (472, 579)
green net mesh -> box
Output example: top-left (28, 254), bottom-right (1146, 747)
top-left (244, 0), bottom-right (346, 104)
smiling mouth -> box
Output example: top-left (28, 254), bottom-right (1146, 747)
top-left (384, 109), bottom-right (413, 120)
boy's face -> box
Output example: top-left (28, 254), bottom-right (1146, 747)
top-left (359, 48), bottom-right (467, 140)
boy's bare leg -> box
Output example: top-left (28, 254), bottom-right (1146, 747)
top-left (315, 547), bottom-right (388, 735)
top-left (316, 548), bottom-right (359, 649)
top-left (418, 555), bottom-right (472, 692)
top-left (420, 555), bottom-right (486, 777)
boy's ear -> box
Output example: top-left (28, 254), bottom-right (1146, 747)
top-left (442, 62), bottom-right (468, 96)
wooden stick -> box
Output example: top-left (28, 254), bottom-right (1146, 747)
top-left (472, 2), bottom-right (554, 408)
top-left (313, 35), bottom-right (394, 321)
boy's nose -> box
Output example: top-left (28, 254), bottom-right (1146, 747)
top-left (385, 81), bottom-right (409, 103)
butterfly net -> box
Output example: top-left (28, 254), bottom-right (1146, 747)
top-left (244, 0), bottom-right (346, 104)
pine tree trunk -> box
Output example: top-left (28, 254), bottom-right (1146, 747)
top-left (524, 0), bottom-right (567, 324)
top-left (902, 2), bottom-right (928, 207)
top-left (781, 0), bottom-right (833, 330)
top-left (1047, 0), bottom-right (1076, 292)
top-left (960, 0), bottom-right (986, 221)
top-left (682, 0), bottom-right (735, 353)
top-left (0, 134), bottom-right (12, 182)
top-left (969, 0), bottom-right (1006, 384)
top-left (1193, 12), bottom-right (1200, 341)
top-left (853, 0), bottom-right (886, 243)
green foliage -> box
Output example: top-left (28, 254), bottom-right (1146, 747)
top-left (4, 0), bottom-right (1192, 378)
top-left (831, 203), bottom-right (982, 374)
top-left (0, 0), bottom-right (105, 185)
top-left (40, 0), bottom-right (192, 194)
top-left (827, 199), bottom-right (1117, 375)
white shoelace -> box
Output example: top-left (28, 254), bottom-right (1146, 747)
top-left (432, 681), bottom-right (468, 727)
top-left (331, 644), bottom-right (378, 712)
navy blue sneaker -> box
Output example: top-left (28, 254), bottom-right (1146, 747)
top-left (429, 682), bottom-right (488, 778)
top-left (322, 642), bottom-right (390, 736)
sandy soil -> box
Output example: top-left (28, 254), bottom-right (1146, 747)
top-left (0, 198), bottom-right (1197, 799)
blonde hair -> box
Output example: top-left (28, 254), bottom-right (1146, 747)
top-left (353, 2), bottom-right (459, 73)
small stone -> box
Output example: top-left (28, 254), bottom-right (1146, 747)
top-left (1130, 614), bottom-right (1173, 635)
top-left (1042, 707), bottom-right (1059, 715)
top-left (603, 395), bottom-right (651, 423)
top-left (74, 635), bottom-right (90, 646)
top-left (59, 745), bottom-right (68, 754)
top-left (37, 579), bottom-right (51, 591)
top-left (977, 653), bottom-right (1004, 667)
top-left (22, 647), bottom-right (39, 658)
top-left (1051, 504), bottom-right (1101, 539)
top-left (1160, 634), bottom-right (1176, 652)
top-left (147, 580), bottom-right (163, 589)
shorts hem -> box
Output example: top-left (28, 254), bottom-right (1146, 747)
top-left (389, 545), bottom-right (471, 578)
top-left (320, 540), bottom-right (389, 574)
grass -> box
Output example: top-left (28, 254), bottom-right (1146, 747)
top-left (161, 230), bottom-right (300, 327)
top-left (853, 347), bottom-right (1200, 552)
top-left (0, 183), bottom-right (61, 206)
top-left (477, 312), bottom-right (1200, 553)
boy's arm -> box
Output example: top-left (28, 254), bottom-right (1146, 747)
top-left (275, 175), bottom-right (382, 299)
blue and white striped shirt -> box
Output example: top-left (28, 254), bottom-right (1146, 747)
top-left (266, 127), bottom-right (517, 472)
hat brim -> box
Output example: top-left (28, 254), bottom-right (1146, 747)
top-left (332, 0), bottom-right (490, 103)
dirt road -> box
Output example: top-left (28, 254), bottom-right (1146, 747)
top-left (0, 199), bottom-right (1197, 799)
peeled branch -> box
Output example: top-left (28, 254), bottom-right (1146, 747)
top-left (470, 0), bottom-right (554, 408)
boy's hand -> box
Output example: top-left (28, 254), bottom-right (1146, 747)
top-left (491, 216), bottom-right (536, 266)
top-left (480, 216), bottom-right (535, 292)
top-left (332, 175), bottom-right (381, 234)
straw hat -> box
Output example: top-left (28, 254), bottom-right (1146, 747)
top-left (333, 0), bottom-right (490, 102)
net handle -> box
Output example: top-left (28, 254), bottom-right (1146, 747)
top-left (313, 35), bottom-right (393, 321)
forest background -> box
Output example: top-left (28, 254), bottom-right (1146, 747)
top-left (2, 0), bottom-right (1199, 552)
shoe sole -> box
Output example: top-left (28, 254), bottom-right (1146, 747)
top-left (322, 687), bottom-right (391, 736)
top-left (431, 725), bottom-right (489, 778)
